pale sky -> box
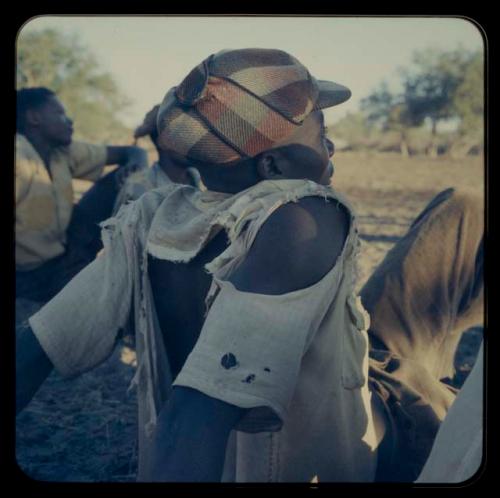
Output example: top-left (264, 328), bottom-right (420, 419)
top-left (18, 16), bottom-right (484, 128)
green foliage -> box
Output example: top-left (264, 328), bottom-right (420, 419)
top-left (17, 28), bottom-right (132, 143)
top-left (453, 51), bottom-right (484, 139)
top-left (360, 84), bottom-right (414, 156)
top-left (360, 82), bottom-right (413, 132)
top-left (329, 111), bottom-right (375, 149)
top-left (401, 48), bottom-right (477, 134)
top-left (348, 47), bottom-right (484, 156)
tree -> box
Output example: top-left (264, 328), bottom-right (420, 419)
top-left (360, 82), bottom-right (414, 156)
top-left (329, 111), bottom-right (378, 152)
top-left (360, 48), bottom-right (484, 157)
top-left (17, 28), bottom-right (132, 143)
top-left (400, 48), bottom-right (479, 157)
top-left (449, 51), bottom-right (484, 157)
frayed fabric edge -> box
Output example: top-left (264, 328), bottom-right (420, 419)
top-left (146, 241), bottom-right (201, 264)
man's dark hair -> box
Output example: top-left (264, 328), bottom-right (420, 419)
top-left (17, 87), bottom-right (56, 133)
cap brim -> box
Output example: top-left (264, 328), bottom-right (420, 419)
top-left (316, 80), bottom-right (351, 109)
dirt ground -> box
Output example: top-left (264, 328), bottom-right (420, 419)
top-left (15, 151), bottom-right (485, 482)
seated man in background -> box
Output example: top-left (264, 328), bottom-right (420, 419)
top-left (112, 103), bottom-right (205, 214)
top-left (16, 87), bottom-right (149, 304)
top-left (16, 50), bottom-right (484, 483)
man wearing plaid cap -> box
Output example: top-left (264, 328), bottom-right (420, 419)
top-left (17, 49), bottom-right (483, 482)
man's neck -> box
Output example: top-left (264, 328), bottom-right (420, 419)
top-left (23, 131), bottom-right (53, 169)
top-left (158, 151), bottom-right (194, 185)
top-left (195, 165), bottom-right (256, 195)
top-left (157, 150), bottom-right (258, 194)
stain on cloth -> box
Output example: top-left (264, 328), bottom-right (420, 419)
top-left (221, 353), bottom-right (239, 369)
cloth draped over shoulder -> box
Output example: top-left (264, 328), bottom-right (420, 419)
top-left (29, 178), bottom-right (379, 482)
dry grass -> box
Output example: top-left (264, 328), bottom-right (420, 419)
top-left (16, 152), bottom-right (485, 482)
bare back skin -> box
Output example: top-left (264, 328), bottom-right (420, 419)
top-left (148, 229), bottom-right (230, 379)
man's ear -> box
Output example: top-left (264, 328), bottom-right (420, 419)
top-left (256, 151), bottom-right (287, 180)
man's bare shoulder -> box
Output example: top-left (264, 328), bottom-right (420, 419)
top-left (229, 195), bottom-right (351, 295)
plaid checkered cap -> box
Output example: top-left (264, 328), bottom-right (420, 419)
top-left (157, 48), bottom-right (351, 164)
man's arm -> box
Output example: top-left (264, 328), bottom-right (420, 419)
top-left (149, 386), bottom-right (246, 482)
top-left (105, 145), bottom-right (149, 169)
top-left (16, 232), bottom-right (133, 415)
top-left (16, 321), bottom-right (54, 415)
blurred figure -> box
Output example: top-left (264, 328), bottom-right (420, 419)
top-left (16, 87), bottom-right (149, 304)
top-left (112, 103), bottom-right (204, 213)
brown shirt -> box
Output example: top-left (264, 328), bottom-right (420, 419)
top-left (15, 133), bottom-right (107, 270)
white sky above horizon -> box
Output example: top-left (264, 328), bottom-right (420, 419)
top-left (18, 16), bottom-right (484, 128)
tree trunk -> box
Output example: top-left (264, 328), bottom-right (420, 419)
top-left (428, 119), bottom-right (439, 158)
top-left (449, 136), bottom-right (481, 158)
top-left (428, 145), bottom-right (438, 158)
top-left (399, 130), bottom-right (410, 157)
top-left (400, 139), bottom-right (410, 157)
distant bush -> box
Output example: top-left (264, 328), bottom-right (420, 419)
top-left (17, 28), bottom-right (133, 144)
top-left (334, 47), bottom-right (484, 157)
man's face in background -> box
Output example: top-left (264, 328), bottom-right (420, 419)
top-left (35, 96), bottom-right (74, 147)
